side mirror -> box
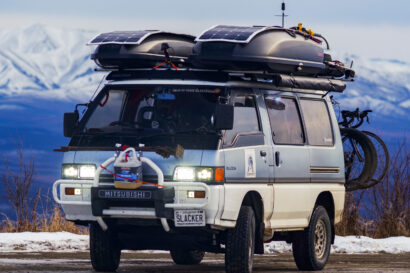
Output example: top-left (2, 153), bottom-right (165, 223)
top-left (214, 104), bottom-right (234, 130)
top-left (64, 111), bottom-right (79, 137)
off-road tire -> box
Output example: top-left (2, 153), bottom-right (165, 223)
top-left (340, 128), bottom-right (377, 191)
top-left (90, 222), bottom-right (121, 272)
top-left (225, 206), bottom-right (256, 273)
top-left (170, 249), bottom-right (205, 265)
top-left (292, 206), bottom-right (332, 271)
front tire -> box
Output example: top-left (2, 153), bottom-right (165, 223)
top-left (170, 249), bottom-right (205, 265)
top-left (292, 206), bottom-right (332, 271)
top-left (90, 222), bottom-right (121, 272)
top-left (225, 206), bottom-right (256, 273)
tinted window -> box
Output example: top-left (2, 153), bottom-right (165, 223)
top-left (300, 99), bottom-right (334, 146)
top-left (224, 93), bottom-right (260, 145)
top-left (265, 95), bottom-right (304, 144)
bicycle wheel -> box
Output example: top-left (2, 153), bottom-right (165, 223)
top-left (340, 128), bottom-right (378, 191)
top-left (362, 131), bottom-right (389, 187)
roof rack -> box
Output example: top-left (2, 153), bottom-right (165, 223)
top-left (103, 69), bottom-right (346, 93)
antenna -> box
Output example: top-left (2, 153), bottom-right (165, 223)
top-left (275, 1), bottom-right (288, 27)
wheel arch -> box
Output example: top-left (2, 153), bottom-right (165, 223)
top-left (241, 191), bottom-right (265, 254)
top-left (315, 191), bottom-right (336, 244)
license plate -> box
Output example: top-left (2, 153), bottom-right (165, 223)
top-left (174, 210), bottom-right (205, 227)
top-left (98, 189), bottom-right (152, 200)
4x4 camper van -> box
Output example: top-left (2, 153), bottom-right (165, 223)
top-left (53, 25), bottom-right (354, 272)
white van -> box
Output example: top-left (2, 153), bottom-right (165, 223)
top-left (53, 25), bottom-right (354, 272)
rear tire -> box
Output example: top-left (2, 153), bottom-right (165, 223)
top-left (170, 249), bottom-right (205, 265)
top-left (340, 128), bottom-right (377, 191)
top-left (90, 222), bottom-right (121, 272)
top-left (225, 206), bottom-right (255, 273)
top-left (362, 131), bottom-right (389, 187)
top-left (292, 206), bottom-right (332, 271)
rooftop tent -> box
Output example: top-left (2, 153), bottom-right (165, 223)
top-left (88, 31), bottom-right (196, 69)
top-left (190, 25), bottom-right (353, 78)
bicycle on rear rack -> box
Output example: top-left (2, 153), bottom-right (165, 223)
top-left (338, 108), bottom-right (389, 191)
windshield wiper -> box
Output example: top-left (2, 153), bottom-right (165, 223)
top-left (86, 127), bottom-right (144, 136)
top-left (136, 128), bottom-right (219, 141)
top-left (174, 128), bottom-right (219, 135)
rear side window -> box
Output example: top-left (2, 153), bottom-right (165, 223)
top-left (265, 95), bottom-right (304, 145)
top-left (300, 99), bottom-right (334, 146)
top-left (223, 93), bottom-right (260, 145)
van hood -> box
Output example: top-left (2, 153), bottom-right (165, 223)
top-left (63, 149), bottom-right (204, 178)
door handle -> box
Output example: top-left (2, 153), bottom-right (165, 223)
top-left (275, 151), bottom-right (280, 166)
top-left (260, 150), bottom-right (267, 157)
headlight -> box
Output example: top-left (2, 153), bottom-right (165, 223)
top-left (173, 166), bottom-right (224, 182)
top-left (197, 168), bottom-right (213, 181)
top-left (79, 165), bottom-right (96, 178)
top-left (63, 165), bottom-right (78, 178)
top-left (173, 167), bottom-right (195, 181)
top-left (62, 164), bottom-right (96, 179)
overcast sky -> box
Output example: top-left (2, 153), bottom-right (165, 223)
top-left (1, 0), bottom-right (410, 61)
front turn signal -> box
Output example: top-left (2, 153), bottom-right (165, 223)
top-left (214, 168), bottom-right (225, 182)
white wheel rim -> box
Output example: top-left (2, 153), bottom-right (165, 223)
top-left (314, 219), bottom-right (327, 259)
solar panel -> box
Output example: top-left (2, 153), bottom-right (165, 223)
top-left (196, 25), bottom-right (270, 43)
top-left (87, 30), bottom-right (160, 45)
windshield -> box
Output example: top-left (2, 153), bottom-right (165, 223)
top-left (70, 85), bottom-right (224, 149)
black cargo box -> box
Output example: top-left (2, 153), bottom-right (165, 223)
top-left (190, 25), bottom-right (329, 76)
top-left (88, 31), bottom-right (195, 69)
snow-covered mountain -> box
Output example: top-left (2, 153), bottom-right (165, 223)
top-left (331, 52), bottom-right (410, 117)
top-left (0, 24), bottom-right (101, 101)
top-left (0, 24), bottom-right (409, 117)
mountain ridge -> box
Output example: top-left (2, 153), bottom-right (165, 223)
top-left (0, 24), bottom-right (409, 123)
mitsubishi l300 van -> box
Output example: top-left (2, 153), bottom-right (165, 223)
top-left (53, 25), bottom-right (353, 272)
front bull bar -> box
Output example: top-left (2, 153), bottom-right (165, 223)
top-left (53, 154), bottom-right (210, 232)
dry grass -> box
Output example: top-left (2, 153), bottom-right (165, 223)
top-left (0, 138), bottom-right (87, 235)
top-left (0, 206), bottom-right (87, 234)
top-left (336, 141), bottom-right (410, 238)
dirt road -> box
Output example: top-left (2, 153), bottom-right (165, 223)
top-left (0, 252), bottom-right (409, 272)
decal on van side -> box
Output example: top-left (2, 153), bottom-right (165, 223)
top-left (245, 149), bottom-right (256, 178)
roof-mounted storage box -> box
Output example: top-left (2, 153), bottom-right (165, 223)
top-left (190, 25), bottom-right (328, 76)
top-left (88, 31), bottom-right (195, 69)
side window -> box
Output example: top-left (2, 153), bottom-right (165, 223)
top-left (265, 95), bottom-right (304, 145)
top-left (85, 90), bottom-right (126, 129)
top-left (300, 99), bottom-right (334, 146)
top-left (223, 93), bottom-right (260, 145)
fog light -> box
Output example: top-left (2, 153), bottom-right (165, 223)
top-left (187, 190), bottom-right (206, 198)
top-left (65, 188), bottom-right (82, 195)
top-left (187, 191), bottom-right (195, 198)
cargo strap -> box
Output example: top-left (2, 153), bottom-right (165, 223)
top-left (153, 42), bottom-right (178, 70)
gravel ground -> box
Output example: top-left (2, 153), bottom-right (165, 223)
top-left (0, 252), bottom-right (409, 273)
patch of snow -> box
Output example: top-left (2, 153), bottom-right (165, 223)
top-left (332, 236), bottom-right (410, 254)
top-left (0, 232), bottom-right (88, 252)
top-left (0, 232), bottom-right (409, 254)
top-left (264, 235), bottom-right (410, 254)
